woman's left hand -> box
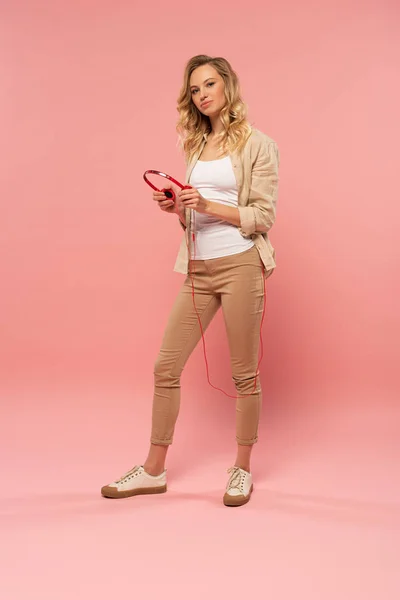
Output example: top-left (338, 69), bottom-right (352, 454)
top-left (178, 186), bottom-right (208, 213)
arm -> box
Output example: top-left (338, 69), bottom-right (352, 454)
top-left (177, 196), bottom-right (240, 228)
top-left (179, 138), bottom-right (279, 234)
top-left (201, 201), bottom-right (241, 227)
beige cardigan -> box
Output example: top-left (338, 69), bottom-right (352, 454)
top-left (173, 127), bottom-right (280, 277)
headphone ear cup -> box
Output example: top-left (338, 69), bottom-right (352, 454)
top-left (161, 188), bottom-right (176, 203)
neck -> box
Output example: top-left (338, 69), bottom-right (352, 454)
top-left (208, 114), bottom-right (224, 138)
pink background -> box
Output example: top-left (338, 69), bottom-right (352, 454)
top-left (1, 1), bottom-right (399, 599)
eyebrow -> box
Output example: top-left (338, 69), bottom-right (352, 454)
top-left (190, 78), bottom-right (215, 90)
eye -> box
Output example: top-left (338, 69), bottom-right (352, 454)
top-left (191, 82), bottom-right (215, 94)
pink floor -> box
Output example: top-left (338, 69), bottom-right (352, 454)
top-left (1, 383), bottom-right (399, 599)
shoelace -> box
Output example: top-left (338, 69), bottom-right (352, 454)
top-left (116, 465), bottom-right (142, 483)
top-left (226, 466), bottom-right (246, 492)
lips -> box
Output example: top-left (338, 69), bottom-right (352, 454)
top-left (201, 100), bottom-right (212, 108)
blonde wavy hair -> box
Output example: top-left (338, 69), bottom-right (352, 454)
top-left (176, 55), bottom-right (253, 164)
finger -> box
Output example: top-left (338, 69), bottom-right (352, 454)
top-left (159, 200), bottom-right (174, 208)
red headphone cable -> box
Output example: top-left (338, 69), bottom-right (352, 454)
top-left (185, 208), bottom-right (267, 400)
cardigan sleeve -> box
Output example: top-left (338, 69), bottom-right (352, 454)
top-left (238, 139), bottom-right (280, 236)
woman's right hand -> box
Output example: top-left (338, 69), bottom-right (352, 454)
top-left (152, 186), bottom-right (177, 214)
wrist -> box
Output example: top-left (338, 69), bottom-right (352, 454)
top-left (175, 202), bottom-right (184, 215)
top-left (202, 199), bottom-right (212, 214)
top-left (176, 204), bottom-right (185, 221)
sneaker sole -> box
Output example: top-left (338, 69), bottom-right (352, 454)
top-left (101, 484), bottom-right (167, 499)
top-left (223, 483), bottom-right (253, 507)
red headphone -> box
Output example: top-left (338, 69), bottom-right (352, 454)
top-left (143, 169), bottom-right (192, 203)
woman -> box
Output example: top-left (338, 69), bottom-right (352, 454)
top-left (101, 55), bottom-right (279, 506)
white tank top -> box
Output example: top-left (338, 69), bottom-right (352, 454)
top-left (188, 156), bottom-right (254, 260)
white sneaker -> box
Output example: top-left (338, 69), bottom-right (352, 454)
top-left (101, 465), bottom-right (167, 499)
top-left (223, 466), bottom-right (253, 506)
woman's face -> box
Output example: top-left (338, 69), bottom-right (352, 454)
top-left (189, 65), bottom-right (226, 116)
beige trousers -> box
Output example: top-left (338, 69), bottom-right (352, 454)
top-left (151, 245), bottom-right (267, 446)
